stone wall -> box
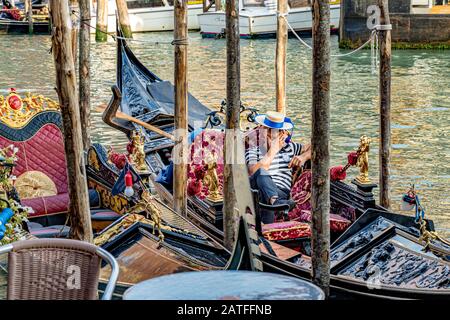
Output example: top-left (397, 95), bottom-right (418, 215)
top-left (340, 0), bottom-right (450, 48)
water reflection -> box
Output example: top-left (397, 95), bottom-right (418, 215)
top-left (0, 32), bottom-right (448, 236)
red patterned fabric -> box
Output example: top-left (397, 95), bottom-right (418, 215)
top-left (288, 170), bottom-right (351, 233)
top-left (187, 130), bottom-right (225, 200)
top-left (22, 193), bottom-right (70, 218)
top-left (0, 124), bottom-right (68, 194)
top-left (262, 221), bottom-right (311, 241)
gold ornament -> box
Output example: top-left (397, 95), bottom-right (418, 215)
top-left (203, 155), bottom-right (223, 203)
top-left (129, 131), bottom-right (148, 172)
top-left (355, 135), bottom-right (371, 184)
top-left (0, 89), bottom-right (59, 128)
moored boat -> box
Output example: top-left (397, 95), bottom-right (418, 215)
top-left (0, 0), bottom-right (50, 35)
top-left (198, 0), bottom-right (340, 38)
top-left (98, 30), bottom-right (450, 299)
top-left (90, 0), bottom-right (205, 33)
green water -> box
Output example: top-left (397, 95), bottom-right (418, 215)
top-left (0, 32), bottom-right (449, 237)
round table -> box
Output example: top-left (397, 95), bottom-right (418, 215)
top-left (122, 270), bottom-right (324, 300)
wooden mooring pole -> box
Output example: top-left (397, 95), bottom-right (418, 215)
top-left (275, 0), bottom-right (288, 114)
top-left (215, 0), bottom-right (222, 11)
top-left (69, 0), bottom-right (80, 67)
top-left (378, 0), bottom-right (391, 209)
top-left (79, 0), bottom-right (91, 151)
top-left (96, 0), bottom-right (108, 42)
top-left (223, 0), bottom-right (240, 250)
top-left (173, 0), bottom-right (188, 217)
top-left (25, 0), bottom-right (33, 35)
top-left (49, 0), bottom-right (93, 243)
top-left (116, 0), bottom-right (133, 39)
top-left (311, 0), bottom-right (331, 298)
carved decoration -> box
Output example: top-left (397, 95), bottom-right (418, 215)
top-left (0, 89), bottom-right (59, 128)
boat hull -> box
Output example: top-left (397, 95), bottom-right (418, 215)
top-left (198, 5), bottom-right (341, 38)
top-left (90, 4), bottom-right (204, 33)
top-left (0, 20), bottom-right (50, 35)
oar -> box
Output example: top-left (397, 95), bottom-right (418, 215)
top-left (96, 104), bottom-right (176, 142)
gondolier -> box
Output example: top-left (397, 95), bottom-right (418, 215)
top-left (245, 111), bottom-right (311, 222)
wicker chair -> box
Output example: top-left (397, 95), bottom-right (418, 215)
top-left (0, 238), bottom-right (119, 300)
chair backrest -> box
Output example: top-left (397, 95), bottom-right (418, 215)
top-left (3, 238), bottom-right (118, 300)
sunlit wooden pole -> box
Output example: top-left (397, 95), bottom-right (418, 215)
top-left (173, 0), bottom-right (188, 217)
top-left (311, 0), bottom-right (331, 298)
top-left (276, 0), bottom-right (288, 113)
top-left (378, 0), bottom-right (391, 209)
top-left (96, 0), bottom-right (108, 42)
top-left (215, 0), bottom-right (222, 11)
top-left (25, 0), bottom-right (33, 35)
top-left (116, 0), bottom-right (132, 38)
top-left (69, 0), bottom-right (79, 67)
top-left (79, 0), bottom-right (91, 151)
top-left (223, 0), bottom-right (240, 250)
top-left (49, 0), bottom-right (93, 243)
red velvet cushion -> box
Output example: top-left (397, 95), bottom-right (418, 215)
top-left (288, 170), bottom-right (352, 233)
top-left (187, 129), bottom-right (225, 199)
top-left (22, 193), bottom-right (70, 217)
top-left (262, 221), bottom-right (311, 241)
top-left (0, 124), bottom-right (68, 194)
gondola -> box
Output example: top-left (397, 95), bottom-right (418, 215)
top-left (0, 89), bottom-right (261, 300)
top-left (99, 29), bottom-right (450, 299)
top-left (87, 142), bottom-right (262, 299)
top-left (0, 1), bottom-right (50, 35)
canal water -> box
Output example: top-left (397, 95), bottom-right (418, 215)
top-left (0, 32), bottom-right (449, 237)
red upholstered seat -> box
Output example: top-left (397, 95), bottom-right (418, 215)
top-left (288, 170), bottom-right (352, 232)
top-left (0, 123), bottom-right (70, 217)
top-left (262, 221), bottom-right (311, 241)
top-left (187, 129), bottom-right (225, 200)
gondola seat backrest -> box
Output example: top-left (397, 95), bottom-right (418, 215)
top-left (187, 129), bottom-right (225, 200)
top-left (0, 91), bottom-right (69, 218)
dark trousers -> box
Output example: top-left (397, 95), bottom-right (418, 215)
top-left (250, 168), bottom-right (289, 224)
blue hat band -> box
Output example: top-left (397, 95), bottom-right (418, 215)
top-left (263, 118), bottom-right (284, 129)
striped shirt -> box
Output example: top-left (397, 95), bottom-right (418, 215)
top-left (245, 142), bottom-right (303, 192)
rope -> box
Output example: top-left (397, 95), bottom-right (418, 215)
top-left (282, 15), bottom-right (377, 58)
top-left (70, 11), bottom-right (192, 45)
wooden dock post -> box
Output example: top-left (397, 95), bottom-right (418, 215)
top-left (96, 0), bottom-right (108, 42)
top-left (223, 0), bottom-right (240, 250)
top-left (311, 0), bottom-right (331, 298)
top-left (69, 0), bottom-right (80, 67)
top-left (79, 0), bottom-right (91, 151)
top-left (49, 0), bottom-right (93, 243)
top-left (116, 0), bottom-right (133, 39)
top-left (173, 0), bottom-right (188, 217)
top-left (276, 0), bottom-right (288, 114)
top-left (215, 0), bottom-right (222, 11)
top-left (378, 0), bottom-right (391, 209)
top-left (25, 0), bottom-right (33, 35)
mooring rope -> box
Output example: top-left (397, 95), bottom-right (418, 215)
top-left (281, 14), bottom-right (380, 74)
top-left (71, 11), bottom-right (193, 45)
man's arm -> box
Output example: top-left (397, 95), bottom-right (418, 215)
top-left (289, 142), bottom-right (311, 168)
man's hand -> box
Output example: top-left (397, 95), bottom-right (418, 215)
top-left (289, 155), bottom-right (305, 168)
top-left (268, 130), bottom-right (288, 156)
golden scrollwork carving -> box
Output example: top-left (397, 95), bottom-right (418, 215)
top-left (88, 149), bottom-right (100, 171)
top-left (0, 89), bottom-right (59, 128)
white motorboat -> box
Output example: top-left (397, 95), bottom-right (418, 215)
top-left (198, 0), bottom-right (341, 38)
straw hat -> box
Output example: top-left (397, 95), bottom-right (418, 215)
top-left (254, 111), bottom-right (293, 130)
